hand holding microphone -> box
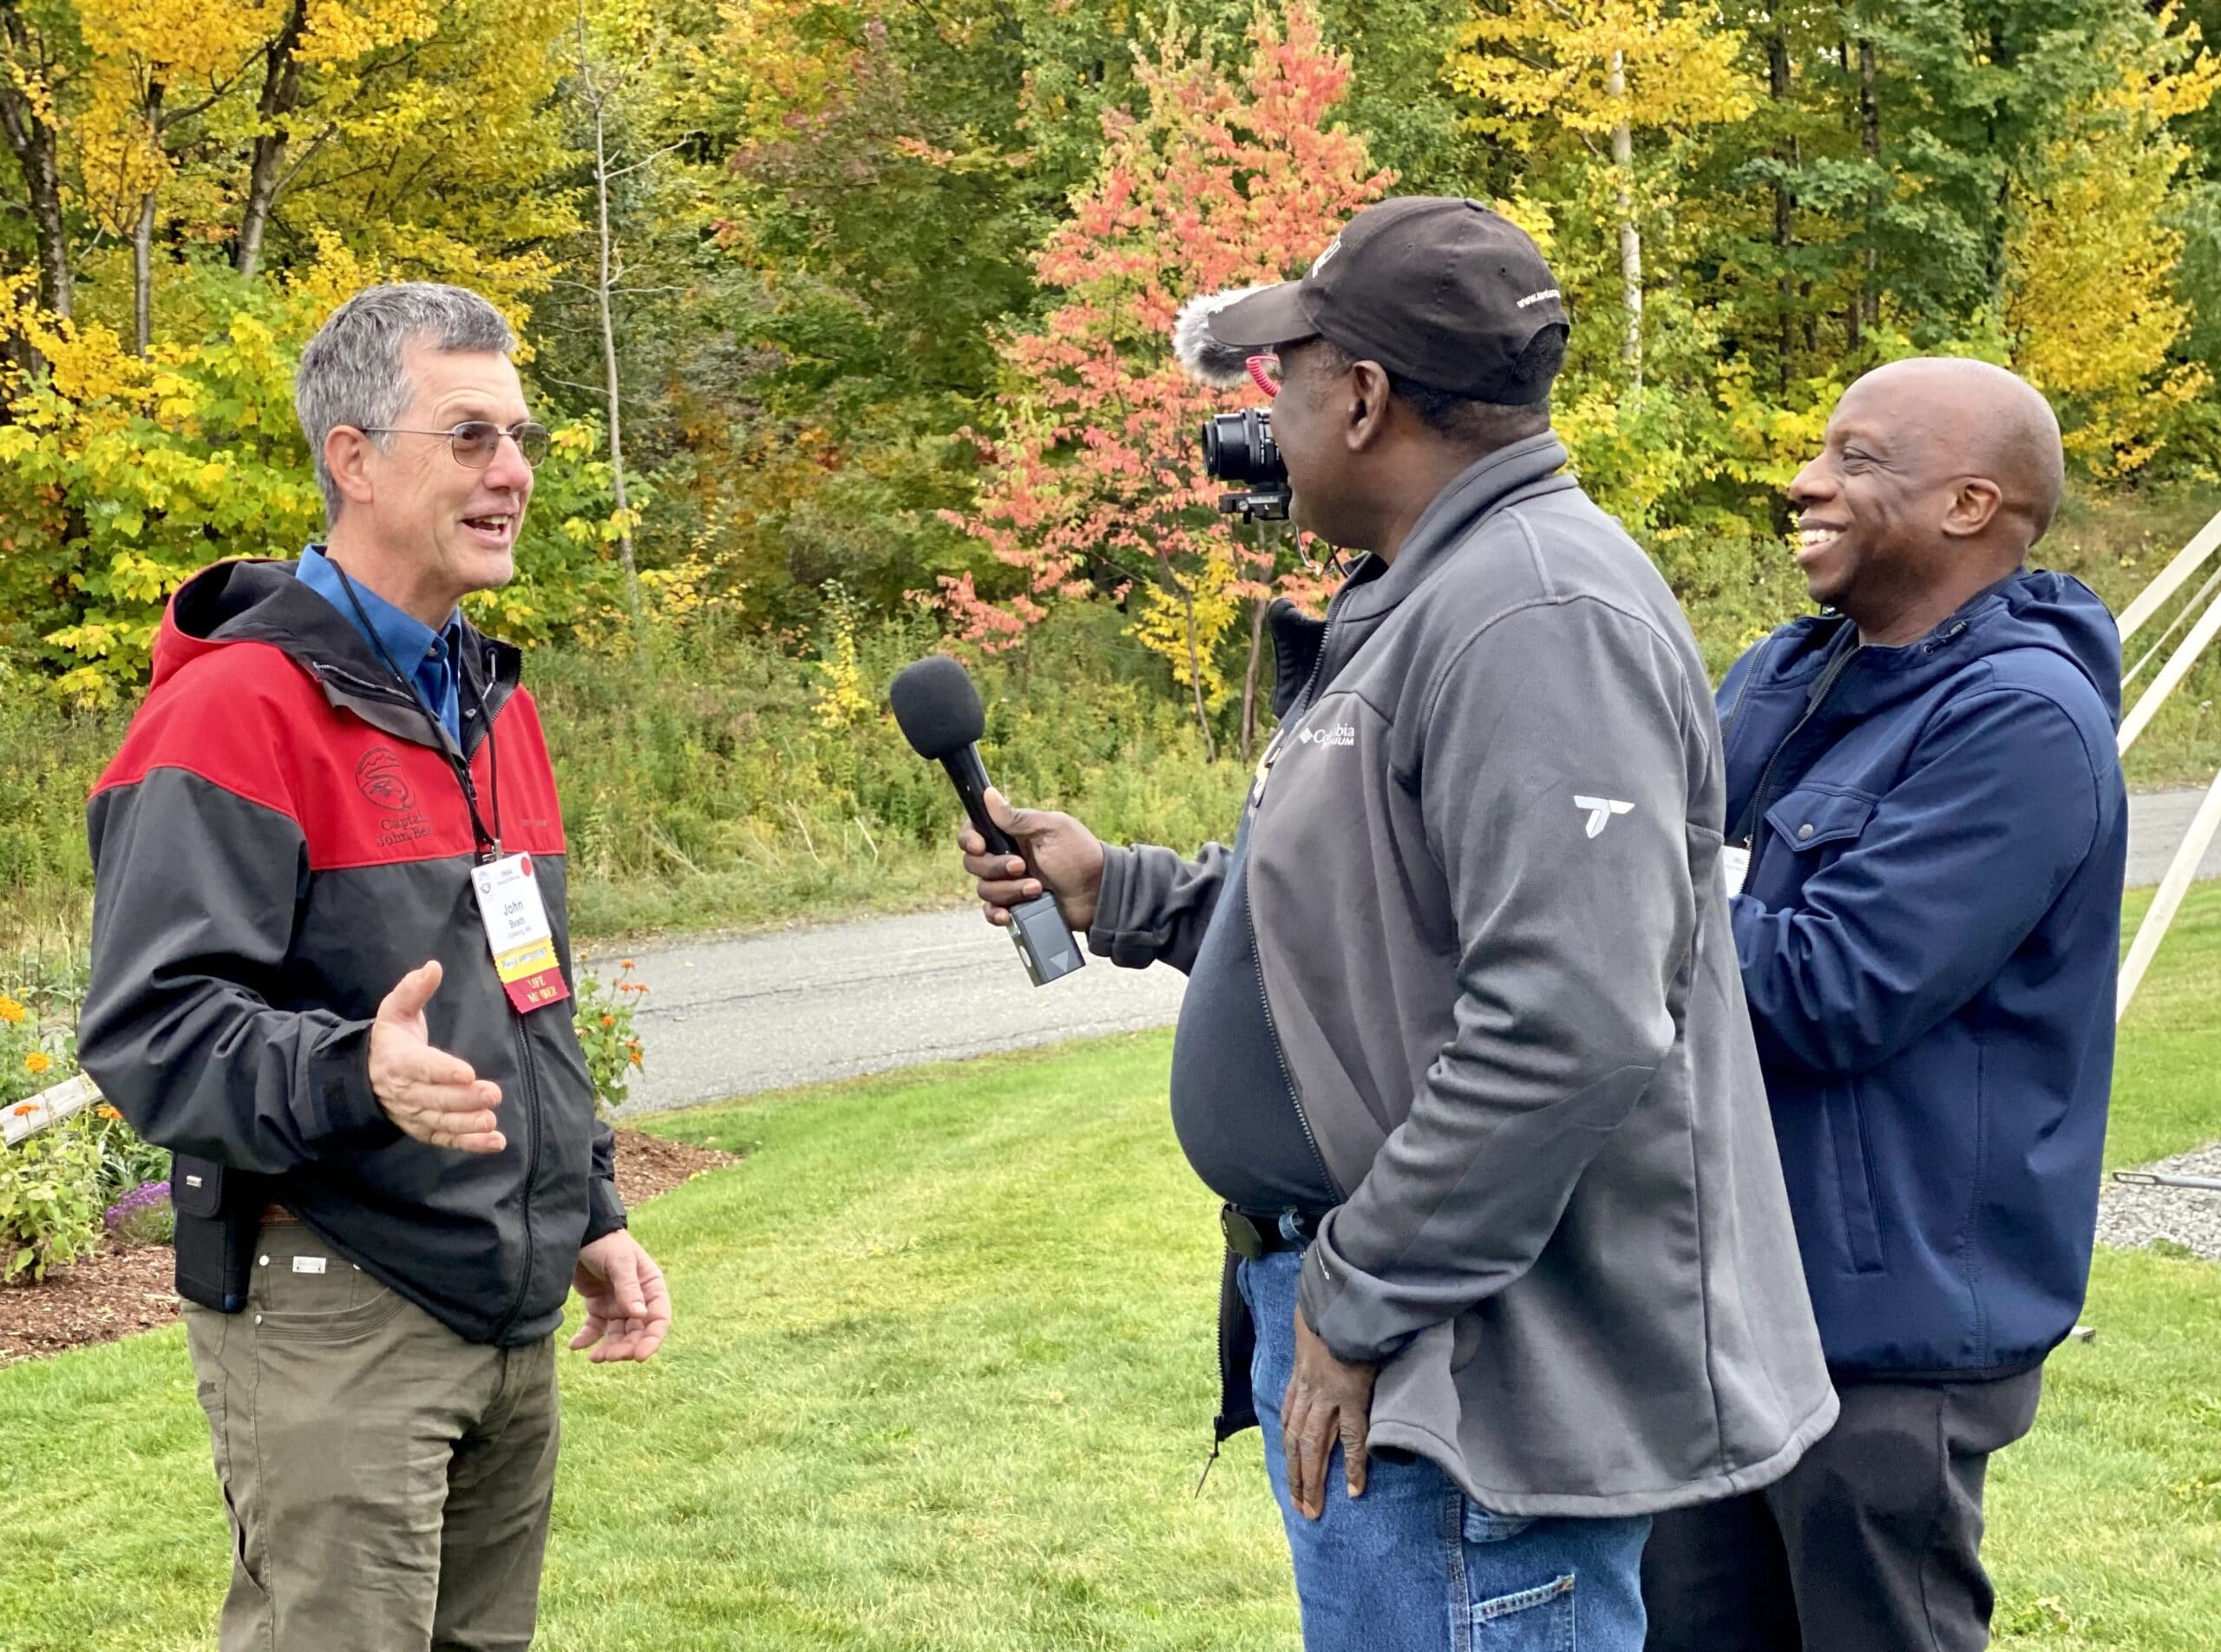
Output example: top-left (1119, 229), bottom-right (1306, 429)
top-left (959, 788), bottom-right (1104, 934)
top-left (889, 655), bottom-right (1090, 986)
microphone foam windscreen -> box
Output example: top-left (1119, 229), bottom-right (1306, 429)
top-left (888, 654), bottom-right (986, 758)
top-left (1172, 285), bottom-right (1279, 389)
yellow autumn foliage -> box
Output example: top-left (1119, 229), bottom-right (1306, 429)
top-left (2008, 30), bottom-right (2221, 477)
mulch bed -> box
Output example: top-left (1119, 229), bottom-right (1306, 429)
top-left (0, 1129), bottom-right (737, 1368)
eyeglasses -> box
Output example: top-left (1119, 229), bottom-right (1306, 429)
top-left (357, 420), bottom-right (552, 469)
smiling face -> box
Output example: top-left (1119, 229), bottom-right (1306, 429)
top-left (1785, 371), bottom-right (1978, 633)
top-left (329, 341), bottom-right (534, 621)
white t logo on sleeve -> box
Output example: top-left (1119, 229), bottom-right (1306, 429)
top-left (1574, 796), bottom-right (1634, 838)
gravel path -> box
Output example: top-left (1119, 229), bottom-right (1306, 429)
top-left (2095, 1142), bottom-right (2221, 1262)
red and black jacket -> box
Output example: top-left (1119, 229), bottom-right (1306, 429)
top-left (80, 558), bottom-right (623, 1345)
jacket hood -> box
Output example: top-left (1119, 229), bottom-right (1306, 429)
top-left (1746, 569), bottom-right (2121, 726)
top-left (150, 557), bottom-right (521, 757)
top-left (152, 557), bottom-right (377, 692)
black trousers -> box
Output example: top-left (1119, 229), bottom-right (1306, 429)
top-left (1641, 1367), bottom-right (2044, 1652)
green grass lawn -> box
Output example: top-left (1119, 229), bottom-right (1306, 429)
top-left (2, 890), bottom-right (2218, 1649)
top-left (2110, 883), bottom-right (2221, 1170)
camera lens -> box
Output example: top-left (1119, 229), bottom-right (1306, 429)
top-left (1201, 409), bottom-right (1284, 488)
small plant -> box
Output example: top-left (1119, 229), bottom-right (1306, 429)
top-left (573, 960), bottom-right (648, 1120)
top-left (103, 1180), bottom-right (174, 1248)
top-left (0, 990), bottom-right (74, 1111)
top-left (87, 1103), bottom-right (170, 1206)
top-left (1, 963), bottom-right (175, 1273)
top-left (0, 1111), bottom-right (106, 1282)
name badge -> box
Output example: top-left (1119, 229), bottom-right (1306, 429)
top-left (470, 853), bottom-right (573, 1015)
top-left (1720, 844), bottom-right (1752, 900)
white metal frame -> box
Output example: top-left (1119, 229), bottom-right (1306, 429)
top-left (2, 1072), bottom-right (102, 1147)
top-left (2117, 507), bottom-right (2221, 1019)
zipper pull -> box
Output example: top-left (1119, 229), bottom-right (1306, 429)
top-left (1193, 1436), bottom-right (1222, 1500)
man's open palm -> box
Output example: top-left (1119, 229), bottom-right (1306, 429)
top-left (369, 960), bottom-right (507, 1153)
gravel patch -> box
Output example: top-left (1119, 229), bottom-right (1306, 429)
top-left (2095, 1140), bottom-right (2221, 1262)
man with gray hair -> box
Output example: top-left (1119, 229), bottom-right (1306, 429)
top-left (79, 282), bottom-right (669, 1652)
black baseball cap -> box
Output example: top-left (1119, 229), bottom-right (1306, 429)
top-left (1208, 197), bottom-right (1569, 404)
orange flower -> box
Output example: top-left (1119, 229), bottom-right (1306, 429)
top-left (619, 959), bottom-right (635, 970)
top-left (627, 1048), bottom-right (643, 1068)
top-left (95, 1104), bottom-right (122, 1121)
top-left (0, 995), bottom-right (24, 1024)
top-left (600, 1014), bottom-right (616, 1028)
top-left (23, 1051), bottom-right (52, 1075)
top-left (10, 1103), bottom-right (36, 1118)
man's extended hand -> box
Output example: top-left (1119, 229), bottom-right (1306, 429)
top-left (370, 961), bottom-right (506, 1153)
top-left (1282, 1302), bottom-right (1378, 1520)
top-left (958, 788), bottom-right (1107, 934)
top-left (569, 1231), bottom-right (672, 1362)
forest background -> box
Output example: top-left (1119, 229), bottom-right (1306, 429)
top-left (3, 0), bottom-right (2220, 953)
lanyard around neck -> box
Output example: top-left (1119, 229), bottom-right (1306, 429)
top-left (331, 561), bottom-right (503, 863)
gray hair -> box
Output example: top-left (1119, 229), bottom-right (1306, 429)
top-left (295, 283), bottom-right (517, 526)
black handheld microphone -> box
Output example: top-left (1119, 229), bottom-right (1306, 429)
top-left (888, 654), bottom-right (1087, 987)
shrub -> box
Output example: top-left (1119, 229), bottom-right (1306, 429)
top-left (0, 1113), bottom-right (106, 1282)
top-left (573, 961), bottom-right (647, 1119)
top-left (0, 964), bottom-right (172, 1276)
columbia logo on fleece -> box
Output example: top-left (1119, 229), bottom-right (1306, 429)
top-left (1298, 724), bottom-right (1356, 749)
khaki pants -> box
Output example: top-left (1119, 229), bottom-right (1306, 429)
top-left (183, 1223), bottom-right (560, 1652)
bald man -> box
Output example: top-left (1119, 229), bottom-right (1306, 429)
top-left (1641, 357), bottom-right (2127, 1651)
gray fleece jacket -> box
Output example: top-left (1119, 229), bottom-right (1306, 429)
top-left (1091, 434), bottom-right (1836, 1517)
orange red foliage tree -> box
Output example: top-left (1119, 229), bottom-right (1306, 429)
top-left (941, 2), bottom-right (1388, 757)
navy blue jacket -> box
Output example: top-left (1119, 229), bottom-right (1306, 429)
top-left (1717, 571), bottom-right (2126, 1375)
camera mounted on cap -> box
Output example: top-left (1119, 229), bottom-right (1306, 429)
top-left (1173, 291), bottom-right (1296, 521)
top-left (1202, 405), bottom-right (1288, 522)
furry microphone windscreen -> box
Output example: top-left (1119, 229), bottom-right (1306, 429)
top-left (1171, 285), bottom-right (1278, 389)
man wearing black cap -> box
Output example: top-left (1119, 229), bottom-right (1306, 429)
top-left (958, 198), bottom-right (1833, 1650)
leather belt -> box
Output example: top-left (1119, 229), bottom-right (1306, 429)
top-left (1220, 1203), bottom-right (1326, 1261)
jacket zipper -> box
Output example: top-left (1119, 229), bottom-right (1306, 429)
top-left (1247, 902), bottom-right (1341, 1201)
top-left (1206, 585), bottom-right (1349, 1469)
top-left (470, 678), bottom-right (544, 1347)
top-left (1735, 634), bottom-right (1863, 870)
top-left (1714, 631), bottom-right (1782, 773)
top-left (492, 1011), bottom-right (543, 1341)
top-left (1246, 589), bottom-right (1348, 1204)
top-left (330, 663), bottom-right (547, 1343)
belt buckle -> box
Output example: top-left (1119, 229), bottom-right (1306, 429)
top-left (1220, 1203), bottom-right (1268, 1262)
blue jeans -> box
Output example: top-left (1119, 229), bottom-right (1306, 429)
top-left (1239, 1248), bottom-right (1650, 1651)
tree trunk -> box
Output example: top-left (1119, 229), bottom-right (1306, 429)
top-left (1608, 52), bottom-right (1641, 391)
top-left (130, 82), bottom-right (167, 357)
top-left (236, 0), bottom-right (309, 279)
top-left (1171, 572), bottom-right (1217, 764)
top-left (1240, 593), bottom-right (1268, 763)
top-left (1769, 35), bottom-right (1795, 391)
top-left (0, 10), bottom-right (73, 326)
top-left (132, 192), bottom-right (158, 357)
top-left (580, 7), bottom-right (644, 637)
top-left (1238, 520), bottom-right (1280, 763)
top-left (1857, 38), bottom-right (1880, 338)
top-left (23, 123), bottom-right (70, 322)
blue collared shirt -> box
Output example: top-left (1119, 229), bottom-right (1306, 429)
top-left (295, 547), bottom-right (464, 744)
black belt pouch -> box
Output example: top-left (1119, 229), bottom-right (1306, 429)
top-left (170, 1154), bottom-right (255, 1313)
